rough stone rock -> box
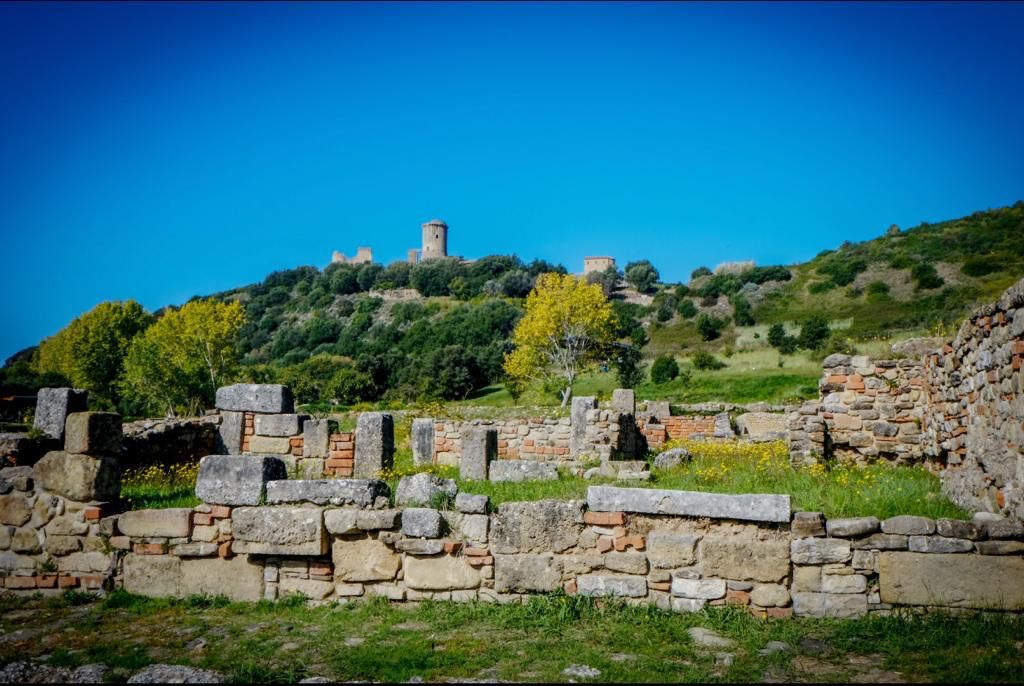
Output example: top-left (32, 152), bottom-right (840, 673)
top-left (494, 553), bottom-right (562, 592)
top-left (701, 537), bottom-right (790, 583)
top-left (279, 577), bottom-right (335, 600)
top-left (455, 493), bottom-right (489, 514)
top-left (404, 554), bottom-right (481, 591)
top-left (442, 511), bottom-right (488, 544)
top-left (603, 551), bottom-right (648, 575)
top-left (232, 507), bottom-right (326, 555)
top-left (587, 486), bottom-right (790, 523)
top-left (395, 472), bottom-right (457, 507)
top-left (490, 500), bottom-right (583, 554)
top-left (851, 533), bottom-right (908, 550)
top-left (461, 427), bottom-right (496, 481)
top-left (879, 552), bottom-right (1024, 609)
top-left (64, 411), bottom-right (122, 455)
top-left (0, 661), bottom-right (109, 685)
top-left (652, 448), bottom-right (691, 470)
top-left (975, 540), bottom-right (1024, 555)
top-left (117, 508), bottom-right (193, 538)
top-left (0, 551), bottom-right (35, 573)
top-left (33, 451), bottom-right (120, 502)
top-left (172, 543), bottom-right (218, 557)
top-left (881, 516), bottom-right (935, 536)
top-left (395, 539), bottom-right (445, 555)
top-left (411, 418), bottom-right (436, 466)
top-left (792, 592), bottom-right (867, 618)
top-left (301, 419), bottom-right (335, 459)
top-left (822, 354), bottom-right (852, 368)
top-left (646, 400), bottom-right (671, 418)
top-left (791, 512), bottom-right (826, 538)
top-left (688, 627), bottom-right (736, 649)
top-left (890, 337), bottom-right (943, 359)
top-left (671, 577), bottom-right (727, 599)
top-left (750, 584), bottom-right (791, 607)
top-left (790, 538), bottom-right (851, 565)
top-left (333, 537), bottom-right (401, 581)
top-left (488, 460), bottom-right (559, 483)
top-left (356, 509), bottom-right (401, 530)
top-left (402, 508), bottom-right (443, 538)
top-left (323, 509), bottom-right (359, 534)
top-left (671, 597), bottom-right (706, 613)
top-left (645, 531), bottom-right (700, 568)
top-left (576, 574), bottom-right (647, 597)
top-left (11, 527), bottom-right (41, 553)
top-left (254, 413), bottom-right (305, 437)
top-left (45, 534), bottom-right (82, 556)
top-left (180, 555), bottom-right (264, 601)
top-left (216, 384), bottom-right (293, 414)
top-left (33, 387), bottom-right (88, 441)
top-left (908, 536), bottom-right (974, 554)
top-left (217, 411), bottom-right (244, 455)
top-left (826, 517), bottom-right (880, 538)
top-left (735, 412), bottom-right (789, 441)
top-left (266, 479), bottom-right (389, 508)
top-left (0, 494), bottom-right (31, 527)
top-left (820, 572), bottom-right (866, 594)
top-left (985, 518), bottom-right (1024, 539)
top-left (935, 519), bottom-right (982, 540)
top-left (44, 514), bottom-right (88, 536)
top-left (194, 455), bottom-right (287, 506)
top-left (354, 412), bottom-right (394, 478)
top-left (127, 664), bottom-right (224, 684)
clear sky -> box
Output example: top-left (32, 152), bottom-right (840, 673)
top-left (2, 1), bottom-right (1022, 361)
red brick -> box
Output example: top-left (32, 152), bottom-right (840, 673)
top-left (1013, 341), bottom-right (1024, 355)
top-left (648, 581), bottom-right (671, 592)
top-left (726, 589), bottom-right (750, 606)
top-left (583, 511), bottom-right (625, 526)
top-left (467, 556), bottom-right (494, 567)
top-left (210, 505), bottom-right (231, 519)
top-left (827, 374), bottom-right (847, 384)
top-left (58, 575), bottom-right (79, 588)
top-left (613, 535), bottom-right (644, 552)
top-left (444, 541), bottom-right (463, 554)
top-left (193, 513), bottom-right (214, 526)
top-left (289, 437), bottom-right (303, 447)
top-left (218, 541), bottom-right (233, 558)
top-left (766, 607), bottom-right (793, 619)
top-left (564, 579), bottom-right (577, 595)
top-left (6, 576), bottom-right (36, 589)
top-left (465, 547), bottom-right (490, 557)
top-left (84, 507), bottom-right (102, 521)
top-left (309, 562), bottom-right (333, 576)
top-left (36, 575), bottom-right (58, 589)
top-left (596, 536), bottom-right (614, 553)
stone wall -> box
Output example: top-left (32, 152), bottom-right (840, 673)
top-left (433, 418), bottom-right (572, 465)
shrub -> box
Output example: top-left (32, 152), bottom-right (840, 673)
top-left (961, 257), bottom-right (1001, 277)
top-left (695, 313), bottom-right (726, 341)
top-left (674, 284), bottom-right (690, 298)
top-left (808, 280), bottom-right (835, 294)
top-left (731, 294), bottom-right (754, 326)
top-left (865, 280), bottom-right (891, 303)
top-left (911, 263), bottom-right (944, 290)
top-left (691, 350), bottom-right (726, 370)
top-left (797, 315), bottom-right (831, 350)
top-left (613, 346), bottom-right (645, 389)
top-left (691, 266), bottom-right (712, 279)
top-left (677, 299), bottom-right (697, 319)
top-left (649, 355), bottom-right (680, 384)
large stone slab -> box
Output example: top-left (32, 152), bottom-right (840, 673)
top-left (587, 486), bottom-right (790, 523)
top-left (878, 552), bottom-right (1024, 609)
top-left (180, 555), bottom-right (263, 601)
top-left (123, 553), bottom-right (182, 598)
top-left (217, 411), bottom-right (244, 454)
top-left (117, 509), bottom-right (193, 538)
top-left (611, 389), bottom-right (635, 415)
top-left (265, 479), bottom-right (389, 508)
top-left (792, 592), bottom-right (867, 618)
top-left (403, 554), bottom-right (481, 591)
top-left (646, 532), bottom-right (700, 568)
top-left (332, 537), bottom-right (401, 582)
top-left (194, 455), bottom-right (287, 506)
top-left (232, 506), bottom-right (326, 555)
top-left (570, 396), bottom-right (597, 457)
top-left (700, 537), bottom-right (790, 583)
top-left (302, 419), bottom-right (335, 458)
top-left (215, 384), bottom-right (294, 414)
top-left (490, 500), bottom-right (583, 554)
top-left (33, 388), bottom-right (87, 441)
top-left (254, 414), bottom-right (305, 437)
top-left (461, 427), bottom-right (496, 481)
top-left (489, 461), bottom-right (559, 483)
top-left (671, 577), bottom-right (727, 599)
top-left (411, 418), bottom-right (435, 466)
top-left (354, 412), bottom-right (394, 478)
top-left (494, 553), bottom-right (562, 593)
top-left (576, 574), bottom-right (647, 598)
top-left (791, 538), bottom-right (851, 565)
top-left (64, 412), bottom-right (122, 455)
top-left (33, 451), bottom-right (120, 502)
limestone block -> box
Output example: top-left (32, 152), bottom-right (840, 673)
top-left (11, 527), bottom-right (41, 553)
top-left (489, 461), bottom-right (559, 483)
top-left (395, 473), bottom-right (457, 507)
top-left (646, 532), bottom-right (699, 569)
top-left (935, 519), bottom-right (982, 540)
top-left (195, 455), bottom-right (287, 506)
top-left (975, 541), bottom-right (1024, 555)
top-left (254, 414), bottom-right (305, 437)
top-left (791, 512), bottom-right (825, 538)
top-left (33, 388), bottom-right (87, 441)
top-left (117, 509), bottom-right (193, 538)
top-left (395, 539), bottom-right (444, 555)
top-left (653, 448), bottom-right (691, 470)
top-left (0, 494), bottom-right (31, 527)
top-left (494, 553), bottom-right (562, 593)
top-left (750, 584), bottom-right (791, 607)
top-left (587, 486), bottom-right (790, 523)
top-left (561, 554), bottom-right (604, 576)
top-left (701, 537), bottom-right (790, 583)
top-left (646, 401), bottom-right (671, 419)
top-left (404, 554), bottom-right (481, 591)
top-left (232, 506), bottom-right (326, 555)
top-left (490, 500), bottom-right (583, 554)
top-left (402, 508), bottom-right (443, 538)
top-left (58, 551), bottom-right (112, 573)
top-left (302, 419), bottom-right (335, 458)
top-left (577, 574), bottom-right (647, 597)
top-left (266, 479), bottom-right (389, 508)
top-left (455, 493), bottom-right (489, 515)
top-left (248, 436), bottom-right (292, 454)
top-left (671, 577), bottom-right (727, 599)
top-left (850, 533), bottom-right (908, 550)
top-left (611, 389), bottom-right (635, 415)
top-left (985, 518), bottom-right (1024, 539)
top-left (820, 572), bottom-right (866, 594)
top-left (461, 427), bottom-right (496, 481)
top-left (218, 411), bottom-right (244, 455)
top-left (279, 577), bottom-right (334, 600)
top-left (881, 515), bottom-right (935, 535)
top-left (215, 384), bottom-right (294, 414)
top-left (324, 509), bottom-right (359, 535)
top-left (0, 551), bottom-right (35, 573)
top-left (792, 592), bottom-right (867, 618)
top-left (791, 538), bottom-right (851, 565)
top-left (604, 551), bottom-right (648, 575)
top-left (443, 511), bottom-right (488, 544)
top-left (907, 536), bottom-right (973, 553)
top-left (570, 396), bottom-right (598, 457)
top-left (354, 412), bottom-right (394, 478)
top-left (33, 451), bottom-right (120, 502)
top-left (333, 537), bottom-right (401, 582)
top-left (171, 543), bottom-right (218, 557)
top-left (672, 597), bottom-right (706, 613)
top-left (44, 534), bottom-right (82, 556)
top-left (357, 509), bottom-right (401, 531)
top-left (180, 555), bottom-right (263, 601)
top-left (64, 412), bottom-right (122, 455)
top-left (411, 418), bottom-right (435, 466)
top-left (826, 517), bottom-right (880, 538)
top-left (123, 553), bottom-right (182, 598)
top-left (879, 552), bottom-right (1024, 609)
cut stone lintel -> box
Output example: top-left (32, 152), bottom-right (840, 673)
top-left (586, 486), bottom-right (791, 523)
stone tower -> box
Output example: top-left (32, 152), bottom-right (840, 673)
top-left (421, 219), bottom-right (448, 261)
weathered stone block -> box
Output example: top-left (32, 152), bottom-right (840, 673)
top-left (750, 584), bottom-right (790, 607)
top-left (671, 577), bottom-right (726, 599)
top-left (490, 500), bottom-right (583, 554)
top-left (11, 527), bottom-right (41, 553)
top-left (232, 506), bottom-right (326, 555)
top-left (792, 592), bottom-right (867, 618)
top-left (646, 400), bottom-right (671, 419)
top-left (935, 519), bottom-right (981, 540)
top-left (489, 460), bottom-right (559, 483)
top-left (247, 436), bottom-right (292, 454)
top-left (881, 515), bottom-right (935, 536)
top-left (907, 536), bottom-right (973, 553)
top-left (333, 537), bottom-right (401, 582)
top-left (302, 419), bottom-right (335, 458)
top-left (975, 541), bottom-right (1024, 555)
top-left (671, 597), bottom-right (706, 613)
top-left (254, 414), bottom-right (305, 437)
top-left (218, 411), bottom-right (244, 454)
top-left (265, 479), bottom-right (389, 508)
top-left (171, 543), bottom-right (218, 557)
top-left (395, 472), bottom-right (457, 507)
top-left (604, 551), bottom-right (648, 575)
top-left (851, 533), bottom-right (908, 550)
top-left (33, 388), bottom-right (87, 441)
top-left (879, 552), bottom-right (1024, 609)
top-left (180, 555), bottom-right (264, 601)
top-left (611, 389), bottom-right (635, 415)
top-left (570, 396), bottom-right (598, 457)
top-left (279, 577), bottom-right (334, 600)
top-left (461, 427), bottom-right (496, 481)
top-left (402, 508), bottom-right (443, 538)
top-left (701, 537), bottom-right (790, 583)
top-left (0, 494), bottom-right (31, 527)
top-left (790, 538), bottom-right (851, 565)
top-left (395, 539), bottom-right (444, 555)
top-left (123, 553), bottom-right (182, 598)
top-left (404, 554), bottom-right (481, 591)
top-left (826, 517), bottom-right (880, 538)
top-left (494, 553), bottom-right (561, 592)
top-left (215, 384), bottom-right (294, 413)
top-left (324, 509), bottom-right (359, 534)
top-left (820, 572), bottom-right (866, 594)
top-left (64, 412), bottom-right (122, 455)
top-left (442, 511), bottom-right (488, 544)
top-left (117, 509), bottom-right (192, 538)
top-left (44, 534), bottom-right (82, 556)
top-left (577, 574), bottom-right (647, 598)
top-left (455, 493), bottom-right (489, 515)
top-left (791, 511), bottom-right (825, 538)
top-left (411, 418), bottom-right (435, 466)
top-left (646, 532), bottom-right (699, 569)
top-left (587, 486), bottom-right (790, 523)
top-left (195, 455), bottom-right (287, 506)
top-left (356, 509), bottom-right (401, 531)
top-left (33, 451), bottom-right (120, 502)
top-left (354, 412), bottom-right (394, 478)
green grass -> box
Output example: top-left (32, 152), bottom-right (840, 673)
top-left (120, 462), bottom-right (201, 510)
top-left (2, 591), bottom-right (1021, 683)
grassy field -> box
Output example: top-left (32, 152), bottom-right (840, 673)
top-left (1, 590), bottom-right (1021, 683)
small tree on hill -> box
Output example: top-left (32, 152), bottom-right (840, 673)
top-left (624, 260), bottom-right (660, 293)
top-left (504, 273), bottom-right (615, 407)
top-left (696, 313), bottom-right (725, 341)
top-left (797, 315), bottom-right (831, 351)
top-left (650, 354), bottom-right (679, 384)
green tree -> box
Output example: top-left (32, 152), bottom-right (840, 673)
top-left (612, 345), bottom-right (645, 389)
top-left (624, 260), bottom-right (660, 293)
top-left (731, 294), bottom-right (754, 326)
top-left (676, 298), bottom-right (697, 319)
top-left (695, 313), bottom-right (725, 341)
top-left (649, 354), bottom-right (679, 384)
top-left (767, 323), bottom-right (787, 348)
top-left (797, 315), bottom-right (831, 351)
top-left (691, 266), bottom-right (712, 279)
top-left (586, 265), bottom-right (620, 297)
top-left (911, 263), bottom-right (944, 290)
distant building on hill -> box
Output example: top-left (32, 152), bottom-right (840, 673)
top-left (583, 256), bottom-right (616, 275)
top-left (332, 246), bottom-right (374, 265)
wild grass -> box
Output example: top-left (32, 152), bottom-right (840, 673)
top-left (120, 462), bottom-right (201, 510)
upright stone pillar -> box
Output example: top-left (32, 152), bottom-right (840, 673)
top-left (570, 396), bottom-right (598, 458)
top-left (611, 389), bottom-right (636, 416)
top-left (302, 418), bottom-right (336, 458)
top-left (461, 427), bottom-right (496, 481)
top-left (33, 388), bottom-right (88, 441)
top-left (354, 412), bottom-right (394, 478)
top-left (412, 418), bottom-right (436, 466)
top-left (218, 411), bottom-right (244, 455)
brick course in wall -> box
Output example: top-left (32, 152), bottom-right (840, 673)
top-left (325, 432), bottom-right (355, 477)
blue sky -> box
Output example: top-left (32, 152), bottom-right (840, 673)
top-left (2, 1), bottom-right (1022, 361)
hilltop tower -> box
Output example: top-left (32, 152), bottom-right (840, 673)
top-left (421, 219), bottom-right (448, 261)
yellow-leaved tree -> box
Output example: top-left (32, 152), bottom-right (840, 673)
top-left (504, 273), bottom-right (615, 407)
top-left (121, 299), bottom-right (245, 416)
